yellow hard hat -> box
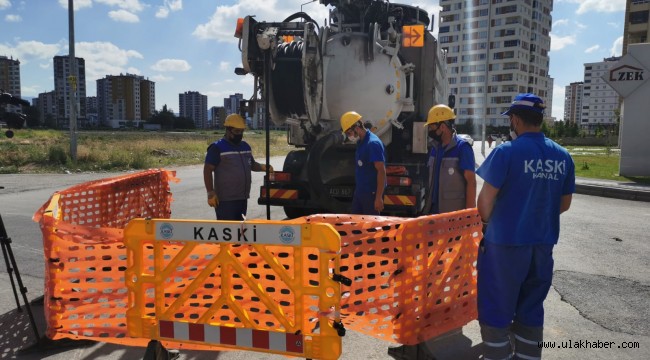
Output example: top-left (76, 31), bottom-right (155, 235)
top-left (224, 114), bottom-right (246, 129)
top-left (425, 104), bottom-right (456, 126)
top-left (340, 111), bottom-right (362, 132)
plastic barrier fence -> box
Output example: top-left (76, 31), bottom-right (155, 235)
top-left (32, 169), bottom-right (178, 345)
top-left (306, 211), bottom-right (481, 344)
top-left (33, 170), bottom-right (480, 355)
top-left (124, 218), bottom-right (343, 359)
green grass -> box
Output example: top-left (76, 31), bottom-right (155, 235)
top-left (567, 146), bottom-right (650, 184)
top-left (0, 129), bottom-right (290, 174)
top-left (2, 131), bottom-right (649, 186)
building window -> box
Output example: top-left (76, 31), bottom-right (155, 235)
top-left (630, 10), bottom-right (649, 25)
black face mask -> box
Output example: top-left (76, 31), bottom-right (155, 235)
top-left (428, 129), bottom-right (443, 143)
top-left (230, 133), bottom-right (243, 144)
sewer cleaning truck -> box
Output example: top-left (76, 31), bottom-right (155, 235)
top-left (234, 0), bottom-right (449, 218)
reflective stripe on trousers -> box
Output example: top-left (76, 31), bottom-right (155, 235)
top-left (512, 321), bottom-right (542, 360)
top-left (480, 324), bottom-right (512, 360)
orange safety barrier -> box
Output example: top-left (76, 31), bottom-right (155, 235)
top-left (32, 169), bottom-right (179, 346)
top-left (124, 218), bottom-right (343, 359)
top-left (306, 212), bottom-right (481, 344)
top-left (33, 170), bottom-right (480, 353)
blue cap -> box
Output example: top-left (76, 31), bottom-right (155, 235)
top-left (501, 93), bottom-right (546, 116)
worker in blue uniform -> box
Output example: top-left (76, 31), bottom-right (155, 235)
top-left (203, 113), bottom-right (273, 220)
top-left (340, 111), bottom-right (386, 215)
top-left (424, 104), bottom-right (477, 215)
top-left (389, 104), bottom-right (476, 360)
top-left (476, 93), bottom-right (575, 360)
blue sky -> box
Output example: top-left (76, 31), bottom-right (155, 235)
top-left (0, 0), bottom-right (627, 120)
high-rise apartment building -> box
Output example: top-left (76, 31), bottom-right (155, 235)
top-left (623, 0), bottom-right (650, 55)
top-left (224, 93), bottom-right (244, 115)
top-left (96, 74), bottom-right (155, 128)
top-left (563, 82), bottom-right (583, 124)
top-left (0, 55), bottom-right (20, 97)
top-left (209, 106), bottom-right (227, 129)
top-left (179, 91), bottom-right (208, 129)
top-left (0, 55), bottom-right (22, 113)
top-left (580, 57), bottom-right (620, 133)
top-left (438, 0), bottom-right (553, 130)
top-left (35, 90), bottom-right (57, 126)
top-left (54, 55), bottom-right (87, 128)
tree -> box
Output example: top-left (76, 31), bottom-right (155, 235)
top-left (148, 105), bottom-right (176, 130)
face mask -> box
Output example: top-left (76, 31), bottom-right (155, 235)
top-left (231, 133), bottom-right (243, 144)
top-left (347, 135), bottom-right (359, 143)
top-left (428, 129), bottom-right (442, 143)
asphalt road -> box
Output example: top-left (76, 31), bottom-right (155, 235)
top-left (1, 145), bottom-right (649, 359)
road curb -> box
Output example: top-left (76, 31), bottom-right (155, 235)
top-left (575, 183), bottom-right (650, 202)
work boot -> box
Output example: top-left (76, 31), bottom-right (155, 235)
top-left (387, 343), bottom-right (436, 360)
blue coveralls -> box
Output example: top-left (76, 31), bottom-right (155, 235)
top-left (476, 132), bottom-right (575, 359)
top-left (204, 138), bottom-right (256, 220)
top-left (426, 134), bottom-right (475, 214)
top-left (351, 129), bottom-right (386, 215)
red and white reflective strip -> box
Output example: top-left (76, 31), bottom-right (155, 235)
top-left (158, 320), bottom-right (304, 354)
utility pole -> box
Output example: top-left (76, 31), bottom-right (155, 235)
top-left (68, 0), bottom-right (78, 161)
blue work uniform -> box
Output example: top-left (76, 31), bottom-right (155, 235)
top-left (351, 129), bottom-right (386, 215)
top-left (426, 134), bottom-right (475, 214)
top-left (476, 132), bottom-right (575, 328)
top-left (204, 138), bottom-right (256, 220)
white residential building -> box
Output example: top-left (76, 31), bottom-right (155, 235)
top-left (564, 81), bottom-right (583, 124)
top-left (581, 57), bottom-right (620, 133)
top-left (438, 0), bottom-right (554, 133)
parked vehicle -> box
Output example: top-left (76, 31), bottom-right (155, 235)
top-left (234, 0), bottom-right (449, 217)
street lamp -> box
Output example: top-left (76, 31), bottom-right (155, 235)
top-left (68, 0), bottom-right (78, 161)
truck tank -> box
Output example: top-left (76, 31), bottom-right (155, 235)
top-left (235, 0), bottom-right (448, 218)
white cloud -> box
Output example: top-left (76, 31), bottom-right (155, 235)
top-left (610, 36), bottom-right (623, 56)
top-left (550, 34), bottom-right (576, 51)
top-left (155, 7), bottom-right (169, 18)
top-left (192, 1), bottom-right (330, 43)
top-left (151, 59), bottom-right (191, 72)
top-left (560, 0), bottom-right (626, 15)
top-left (108, 9), bottom-right (139, 22)
top-left (76, 41), bottom-right (143, 81)
top-left (0, 0), bottom-right (11, 10)
top-left (575, 22), bottom-right (587, 30)
top-left (156, 0), bottom-right (182, 18)
top-left (219, 61), bottom-right (231, 71)
top-left (126, 66), bottom-right (140, 74)
top-left (553, 19), bottom-right (569, 27)
top-left (151, 74), bottom-right (173, 82)
top-left (95, 0), bottom-right (145, 13)
top-left (5, 14), bottom-right (21, 22)
top-left (0, 40), bottom-right (61, 63)
top-left (585, 45), bottom-right (600, 53)
top-left (166, 0), bottom-right (182, 11)
top-left (57, 0), bottom-right (93, 10)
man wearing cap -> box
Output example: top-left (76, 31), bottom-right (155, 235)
top-left (203, 113), bottom-right (273, 220)
top-left (340, 111), bottom-right (386, 215)
top-left (475, 93), bottom-right (575, 360)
